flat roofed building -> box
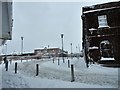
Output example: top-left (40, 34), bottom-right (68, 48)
top-left (34, 47), bottom-right (68, 57)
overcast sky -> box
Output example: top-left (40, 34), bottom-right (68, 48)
top-left (0, 0), bottom-right (118, 54)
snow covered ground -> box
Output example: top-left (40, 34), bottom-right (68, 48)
top-left (0, 57), bottom-right (118, 88)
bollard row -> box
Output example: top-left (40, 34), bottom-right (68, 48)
top-left (5, 59), bottom-right (75, 82)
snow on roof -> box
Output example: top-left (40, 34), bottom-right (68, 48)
top-left (83, 6), bottom-right (120, 14)
top-left (34, 47), bottom-right (60, 50)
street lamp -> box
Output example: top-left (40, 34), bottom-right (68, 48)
top-left (61, 34), bottom-right (64, 63)
top-left (78, 44), bottom-right (80, 58)
top-left (48, 45), bottom-right (51, 58)
top-left (21, 37), bottom-right (24, 54)
top-left (70, 43), bottom-right (72, 59)
top-left (78, 44), bottom-right (80, 53)
top-left (76, 46), bottom-right (78, 53)
top-left (21, 36), bottom-right (24, 62)
top-left (5, 44), bottom-right (7, 55)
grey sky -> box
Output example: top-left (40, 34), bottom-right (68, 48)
top-left (1, 0), bottom-right (118, 54)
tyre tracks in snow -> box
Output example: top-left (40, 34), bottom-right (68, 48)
top-left (16, 59), bottom-right (118, 88)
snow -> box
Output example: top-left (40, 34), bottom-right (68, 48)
top-left (88, 46), bottom-right (99, 50)
top-left (0, 64), bottom-right (2, 90)
top-left (101, 57), bottom-right (114, 61)
top-left (89, 28), bottom-right (97, 31)
top-left (83, 6), bottom-right (119, 14)
top-left (0, 57), bottom-right (118, 88)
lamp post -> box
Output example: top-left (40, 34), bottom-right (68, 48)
top-left (78, 44), bottom-right (80, 53)
top-left (61, 34), bottom-right (64, 63)
top-left (78, 44), bottom-right (80, 58)
top-left (76, 46), bottom-right (78, 53)
top-left (48, 45), bottom-right (50, 58)
top-left (76, 46), bottom-right (78, 58)
top-left (70, 43), bottom-right (72, 59)
top-left (21, 36), bottom-right (24, 54)
top-left (21, 36), bottom-right (24, 62)
top-left (5, 44), bottom-right (7, 55)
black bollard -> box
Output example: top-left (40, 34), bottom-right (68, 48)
top-left (71, 64), bottom-right (75, 82)
top-left (36, 64), bottom-right (39, 76)
top-left (15, 62), bottom-right (17, 74)
top-left (58, 58), bottom-right (60, 65)
top-left (5, 60), bottom-right (8, 71)
top-left (68, 60), bottom-right (70, 68)
top-left (53, 58), bottom-right (54, 63)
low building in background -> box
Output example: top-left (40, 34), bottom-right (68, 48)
top-left (1, 47), bottom-right (68, 60)
top-left (34, 47), bottom-right (68, 58)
